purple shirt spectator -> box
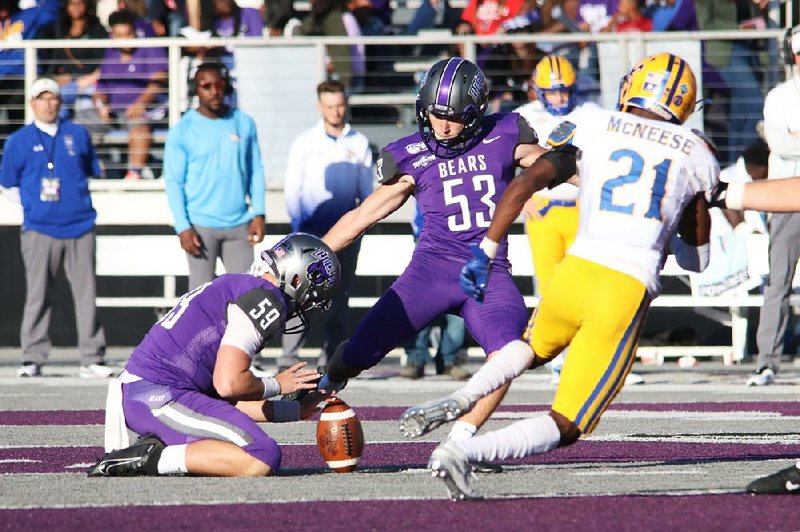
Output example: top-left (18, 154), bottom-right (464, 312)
top-left (213, 7), bottom-right (263, 36)
top-left (646, 0), bottom-right (698, 31)
top-left (134, 17), bottom-right (157, 38)
top-left (98, 47), bottom-right (168, 113)
top-left (578, 0), bottom-right (619, 32)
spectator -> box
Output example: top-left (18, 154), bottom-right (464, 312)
top-left (456, 0), bottom-right (526, 74)
top-left (264, 0), bottom-right (294, 35)
top-left (91, 9), bottom-right (168, 180)
top-left (43, 0), bottom-right (107, 123)
top-left (277, 80), bottom-right (372, 374)
top-left (643, 0), bottom-right (698, 31)
top-left (0, 0), bottom-right (59, 152)
top-left (401, 203), bottom-right (470, 380)
top-left (0, 77), bottom-right (111, 379)
top-left (601, 0), bottom-right (652, 32)
top-left (163, 63), bottom-right (266, 291)
top-left (297, 0), bottom-right (360, 91)
top-left (147, 0), bottom-right (188, 36)
top-left (696, 0), bottom-right (765, 165)
top-left (117, 0), bottom-right (158, 36)
top-left (746, 25), bottom-right (800, 387)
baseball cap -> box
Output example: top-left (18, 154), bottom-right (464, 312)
top-left (31, 77), bottom-right (60, 99)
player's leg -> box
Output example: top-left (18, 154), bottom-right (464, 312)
top-left (89, 381), bottom-right (280, 477)
top-left (428, 257), bottom-right (648, 498)
top-left (400, 268), bottom-right (532, 438)
top-left (323, 253), bottom-right (452, 388)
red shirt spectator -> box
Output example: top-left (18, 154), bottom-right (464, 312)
top-left (460, 0), bottom-right (525, 35)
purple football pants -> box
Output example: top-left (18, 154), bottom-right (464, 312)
top-left (340, 250), bottom-right (528, 370)
top-left (122, 379), bottom-right (282, 472)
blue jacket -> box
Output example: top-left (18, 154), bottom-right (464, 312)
top-left (0, 0), bottom-right (59, 77)
top-left (0, 121), bottom-right (100, 238)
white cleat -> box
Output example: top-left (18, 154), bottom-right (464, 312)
top-left (428, 442), bottom-right (482, 501)
top-left (399, 392), bottom-right (476, 438)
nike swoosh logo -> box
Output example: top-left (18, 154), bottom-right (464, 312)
top-left (786, 480), bottom-right (800, 491)
top-left (96, 456), bottom-right (139, 476)
top-left (482, 136), bottom-right (501, 144)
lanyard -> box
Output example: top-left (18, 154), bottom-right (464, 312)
top-left (35, 126), bottom-right (59, 174)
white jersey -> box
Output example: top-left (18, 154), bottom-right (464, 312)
top-left (514, 101), bottom-right (596, 202)
top-left (566, 105), bottom-right (720, 296)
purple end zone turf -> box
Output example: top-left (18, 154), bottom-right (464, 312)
top-left (3, 440), bottom-right (799, 474)
top-left (2, 495), bottom-right (796, 532)
top-left (2, 402), bottom-right (799, 425)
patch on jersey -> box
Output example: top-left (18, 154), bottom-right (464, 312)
top-left (516, 114), bottom-right (538, 145)
top-left (546, 121), bottom-right (577, 147)
top-left (412, 154), bottom-right (436, 169)
top-left (377, 148), bottom-right (400, 184)
top-left (405, 141), bottom-right (427, 155)
top-left (235, 288), bottom-right (285, 342)
top-left (690, 128), bottom-right (718, 155)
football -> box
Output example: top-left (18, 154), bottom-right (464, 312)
top-left (316, 398), bottom-right (364, 473)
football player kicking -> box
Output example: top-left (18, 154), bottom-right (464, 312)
top-left (400, 53), bottom-right (720, 500)
top-left (314, 57), bottom-right (546, 462)
top-left (88, 233), bottom-right (339, 478)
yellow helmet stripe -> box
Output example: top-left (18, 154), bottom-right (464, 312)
top-left (552, 56), bottom-right (561, 81)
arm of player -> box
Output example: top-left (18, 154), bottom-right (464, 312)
top-left (669, 192), bottom-right (711, 273)
top-left (515, 143), bottom-right (547, 168)
top-left (322, 174), bottom-right (416, 253)
top-left (485, 148), bottom-right (576, 244)
top-left (715, 178), bottom-right (800, 213)
top-left (213, 344), bottom-right (270, 401)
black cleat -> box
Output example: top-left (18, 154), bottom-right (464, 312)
top-left (746, 462), bottom-right (800, 495)
top-left (88, 436), bottom-right (166, 477)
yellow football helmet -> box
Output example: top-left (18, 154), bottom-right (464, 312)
top-left (617, 53), bottom-right (697, 125)
top-left (531, 55), bottom-right (577, 116)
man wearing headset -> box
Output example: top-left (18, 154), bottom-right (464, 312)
top-left (745, 25), bottom-right (800, 387)
top-left (164, 62), bottom-right (267, 291)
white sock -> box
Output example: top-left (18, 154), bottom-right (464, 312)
top-left (318, 374), bottom-right (346, 392)
top-left (447, 420), bottom-right (477, 442)
top-left (460, 340), bottom-right (534, 399)
top-left (157, 444), bottom-right (188, 475)
top-left (455, 415), bottom-right (561, 462)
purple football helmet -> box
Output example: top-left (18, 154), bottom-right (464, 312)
top-left (416, 57), bottom-right (489, 158)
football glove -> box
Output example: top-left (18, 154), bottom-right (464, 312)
top-left (460, 244), bottom-right (491, 302)
top-left (708, 181), bottom-right (728, 209)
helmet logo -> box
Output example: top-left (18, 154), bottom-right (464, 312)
top-left (308, 249), bottom-right (337, 289)
top-left (643, 72), bottom-right (661, 93)
top-left (468, 73), bottom-right (485, 103)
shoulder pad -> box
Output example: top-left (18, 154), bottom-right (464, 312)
top-left (515, 113), bottom-right (538, 145)
top-left (376, 147), bottom-right (401, 184)
top-left (690, 128), bottom-right (718, 156)
top-left (546, 121), bottom-right (577, 148)
top-left (234, 287), bottom-right (285, 340)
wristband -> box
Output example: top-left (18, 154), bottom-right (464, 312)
top-left (271, 400), bottom-right (301, 422)
top-left (260, 376), bottom-right (281, 400)
top-left (725, 182), bottom-right (745, 211)
top-left (479, 237), bottom-right (499, 260)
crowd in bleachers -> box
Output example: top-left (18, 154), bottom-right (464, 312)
top-left (0, 0), bottom-right (794, 178)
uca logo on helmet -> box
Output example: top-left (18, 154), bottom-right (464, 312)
top-left (405, 141), bottom-right (427, 154)
top-left (468, 73), bottom-right (485, 102)
top-left (309, 249), bottom-right (337, 288)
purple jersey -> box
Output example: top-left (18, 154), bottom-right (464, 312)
top-left (213, 7), bottom-right (264, 37)
top-left (98, 46), bottom-right (168, 112)
top-left (125, 274), bottom-right (287, 393)
top-left (378, 113), bottom-right (536, 268)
